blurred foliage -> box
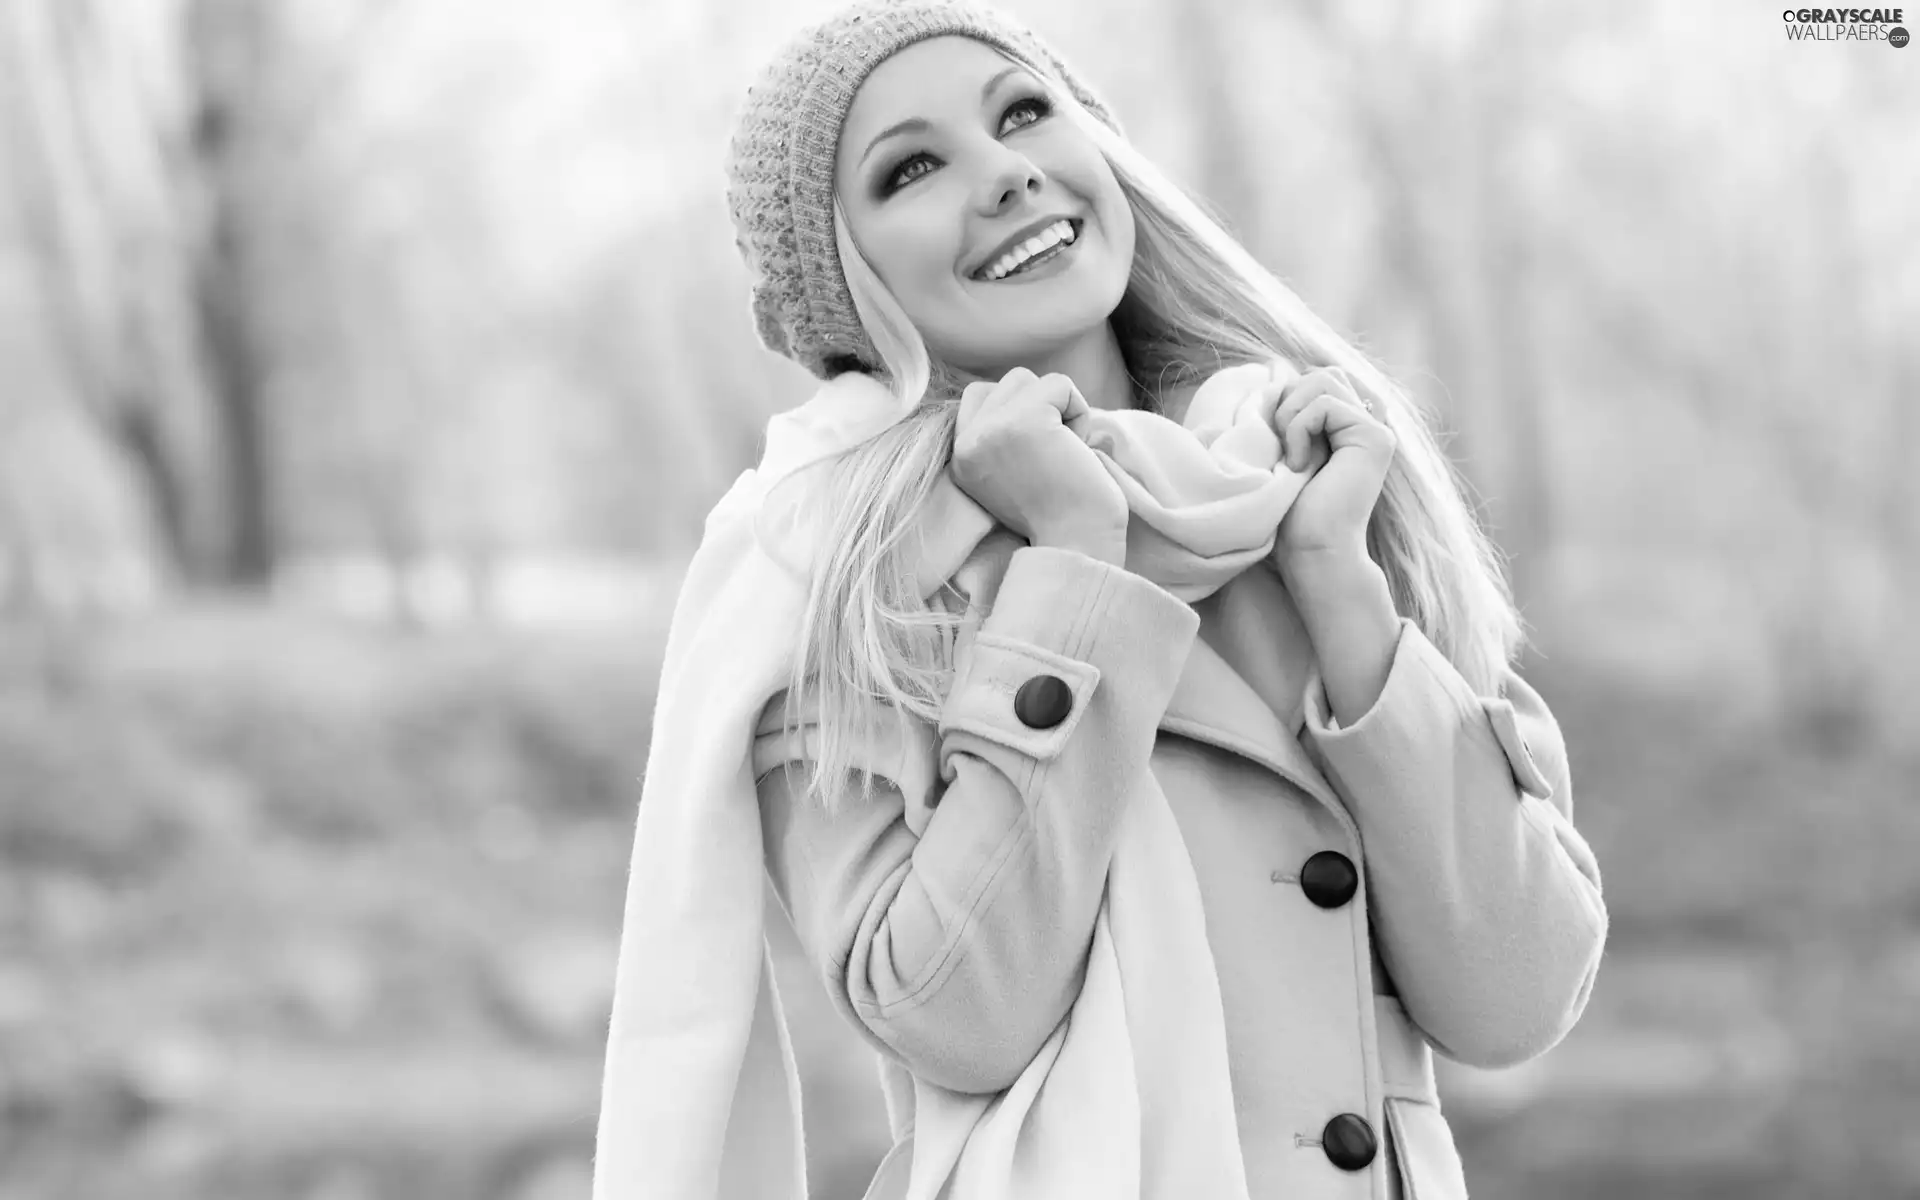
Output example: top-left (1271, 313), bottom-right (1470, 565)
top-left (1, 610), bottom-right (1917, 1198)
top-left (0, 607), bottom-right (657, 858)
top-left (0, 608), bottom-right (656, 1199)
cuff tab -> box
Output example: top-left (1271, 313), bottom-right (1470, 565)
top-left (940, 632), bottom-right (1100, 762)
top-left (1483, 696), bottom-right (1555, 801)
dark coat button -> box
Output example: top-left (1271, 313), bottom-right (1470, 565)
top-left (1013, 675), bottom-right (1073, 729)
top-left (1300, 850), bottom-right (1358, 909)
top-left (1323, 1113), bottom-right (1377, 1171)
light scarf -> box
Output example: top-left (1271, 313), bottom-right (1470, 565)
top-left (593, 359), bottom-right (1312, 1200)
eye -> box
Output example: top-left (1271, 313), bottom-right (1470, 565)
top-left (884, 153), bottom-right (936, 193)
top-left (877, 94), bottom-right (1055, 197)
top-left (1000, 95), bottom-right (1052, 134)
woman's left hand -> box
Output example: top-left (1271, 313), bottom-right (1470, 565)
top-left (1269, 366), bottom-right (1398, 563)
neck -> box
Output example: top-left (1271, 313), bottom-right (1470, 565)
top-left (1015, 322), bottom-right (1136, 412)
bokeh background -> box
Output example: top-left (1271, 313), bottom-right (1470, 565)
top-left (3, 0), bottom-right (1917, 1196)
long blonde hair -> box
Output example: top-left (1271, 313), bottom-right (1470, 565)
top-left (779, 64), bottom-right (1522, 812)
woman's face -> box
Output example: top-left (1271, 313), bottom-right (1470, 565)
top-left (833, 36), bottom-right (1135, 376)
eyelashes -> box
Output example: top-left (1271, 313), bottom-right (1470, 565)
top-left (994, 94), bottom-right (1054, 140)
top-left (882, 154), bottom-right (935, 194)
top-left (878, 95), bottom-right (1056, 196)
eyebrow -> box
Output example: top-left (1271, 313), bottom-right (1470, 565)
top-left (858, 64), bottom-right (1028, 168)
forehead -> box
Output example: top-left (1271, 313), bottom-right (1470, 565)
top-left (839, 36), bottom-right (1022, 140)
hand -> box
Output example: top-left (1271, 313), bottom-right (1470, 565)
top-left (1267, 366), bottom-right (1397, 564)
top-left (951, 368), bottom-right (1129, 550)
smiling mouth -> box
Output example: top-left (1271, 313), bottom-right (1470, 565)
top-left (972, 219), bottom-right (1083, 282)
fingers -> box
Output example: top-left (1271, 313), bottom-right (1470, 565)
top-left (1270, 367), bottom-right (1355, 428)
top-left (1048, 374), bottom-right (1090, 424)
top-left (1277, 395), bottom-right (1350, 472)
top-left (957, 380), bottom-right (994, 452)
top-left (1270, 366), bottom-right (1383, 469)
top-left (972, 367), bottom-right (1083, 428)
top-left (998, 366), bottom-right (1039, 393)
top-left (1019, 371), bottom-right (1083, 423)
top-left (959, 379), bottom-right (994, 425)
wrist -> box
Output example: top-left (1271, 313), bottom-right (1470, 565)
top-left (1274, 543), bottom-right (1379, 590)
top-left (1281, 552), bottom-right (1396, 636)
top-left (1288, 563), bottom-right (1401, 727)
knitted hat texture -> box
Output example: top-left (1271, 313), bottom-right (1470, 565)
top-left (724, 0), bottom-right (1123, 379)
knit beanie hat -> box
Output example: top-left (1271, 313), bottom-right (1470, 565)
top-left (724, 0), bottom-right (1124, 380)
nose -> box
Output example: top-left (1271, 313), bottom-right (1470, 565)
top-left (973, 147), bottom-right (1044, 215)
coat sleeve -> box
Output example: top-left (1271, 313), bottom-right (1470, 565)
top-left (1299, 618), bottom-right (1607, 1070)
top-left (753, 545), bottom-right (1199, 1094)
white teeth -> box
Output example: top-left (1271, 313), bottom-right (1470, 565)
top-left (981, 220), bottom-right (1076, 281)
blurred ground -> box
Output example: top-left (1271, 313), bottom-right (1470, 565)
top-left (4, 601), bottom-right (1917, 1199)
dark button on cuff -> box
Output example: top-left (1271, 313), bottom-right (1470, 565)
top-left (1300, 850), bottom-right (1358, 909)
top-left (1323, 1113), bottom-right (1377, 1171)
top-left (1013, 675), bottom-right (1073, 730)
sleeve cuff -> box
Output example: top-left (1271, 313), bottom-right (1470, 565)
top-left (1302, 618), bottom-right (1555, 802)
top-left (940, 546), bottom-right (1198, 762)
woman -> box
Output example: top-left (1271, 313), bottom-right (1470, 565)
top-left (593, 3), bottom-right (1607, 1199)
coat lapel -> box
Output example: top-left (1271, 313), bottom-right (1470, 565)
top-left (1160, 631), bottom-right (1346, 816)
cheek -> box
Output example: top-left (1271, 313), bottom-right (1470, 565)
top-left (1101, 192), bottom-right (1136, 269)
top-left (1053, 153), bottom-right (1127, 244)
top-left (1088, 171), bottom-right (1129, 237)
top-left (869, 203), bottom-right (965, 291)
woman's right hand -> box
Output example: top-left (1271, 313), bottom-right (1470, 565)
top-left (951, 369), bottom-right (1129, 558)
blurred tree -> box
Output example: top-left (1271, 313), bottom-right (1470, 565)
top-left (1468, 0), bottom-right (1556, 605)
top-left (185, 0), bottom-right (279, 585)
top-left (0, 0), bottom-right (301, 594)
top-left (1, 0), bottom-right (212, 593)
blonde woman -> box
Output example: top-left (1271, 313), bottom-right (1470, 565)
top-left (592, 3), bottom-right (1607, 1198)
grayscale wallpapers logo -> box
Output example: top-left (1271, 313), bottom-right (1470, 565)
top-left (1781, 7), bottom-right (1909, 43)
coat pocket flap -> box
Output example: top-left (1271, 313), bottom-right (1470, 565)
top-left (1481, 695), bottom-right (1555, 802)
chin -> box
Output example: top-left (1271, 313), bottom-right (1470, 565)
top-left (933, 277), bottom-right (1126, 370)
top-left (1006, 286), bottom-right (1120, 341)
top-left (957, 320), bottom-right (1098, 370)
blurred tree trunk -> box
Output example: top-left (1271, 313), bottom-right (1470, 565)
top-left (1471, 0), bottom-right (1556, 607)
top-left (1, 0), bottom-right (194, 584)
top-left (1881, 354), bottom-right (1919, 559)
top-left (0, 0), bottom-right (283, 592)
top-left (1354, 95), bottom-right (1484, 481)
top-left (187, 0), bottom-right (277, 586)
top-left (1338, 0), bottom-right (1561, 608)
